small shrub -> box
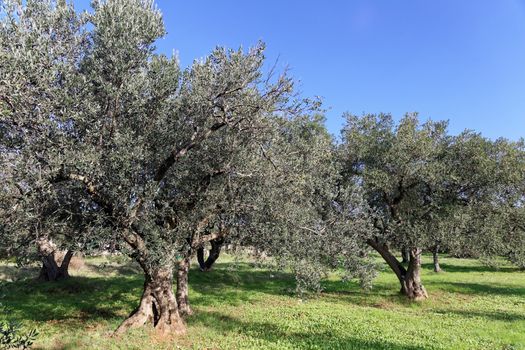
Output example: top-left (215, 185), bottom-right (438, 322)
top-left (0, 320), bottom-right (38, 350)
top-left (0, 284), bottom-right (38, 349)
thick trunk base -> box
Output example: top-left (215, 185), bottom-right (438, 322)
top-left (433, 262), bottom-right (442, 273)
top-left (367, 240), bottom-right (428, 301)
top-left (38, 250), bottom-right (74, 282)
top-left (401, 248), bottom-right (428, 300)
top-left (115, 269), bottom-right (186, 335)
top-left (401, 278), bottom-right (428, 300)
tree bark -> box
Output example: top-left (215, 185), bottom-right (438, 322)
top-left (367, 240), bottom-right (428, 300)
top-left (115, 267), bottom-right (185, 335)
top-left (197, 238), bottom-right (223, 271)
top-left (432, 244), bottom-right (442, 273)
top-left (36, 237), bottom-right (73, 281)
top-left (401, 248), bottom-right (428, 300)
top-left (176, 257), bottom-right (192, 317)
top-left (196, 248), bottom-right (206, 270)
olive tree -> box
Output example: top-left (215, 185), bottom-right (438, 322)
top-left (1, 0), bottom-right (321, 334)
top-left (0, 0), bottom-right (92, 280)
top-left (339, 113), bottom-right (525, 299)
top-left (339, 113), bottom-right (457, 300)
top-left (447, 136), bottom-right (525, 268)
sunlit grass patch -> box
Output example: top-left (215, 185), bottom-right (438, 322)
top-left (0, 254), bottom-right (524, 349)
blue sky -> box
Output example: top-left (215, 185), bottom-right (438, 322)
top-left (75, 0), bottom-right (525, 140)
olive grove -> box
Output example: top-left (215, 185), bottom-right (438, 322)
top-left (1, 0), bottom-right (525, 342)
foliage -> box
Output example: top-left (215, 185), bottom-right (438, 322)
top-left (0, 0), bottom-right (95, 263)
top-left (2, 0), bottom-right (366, 331)
top-left (0, 284), bottom-right (38, 349)
top-left (338, 112), bottom-right (525, 297)
top-left (443, 135), bottom-right (525, 268)
top-left (231, 114), bottom-right (376, 294)
top-left (340, 113), bottom-right (452, 251)
top-left (0, 320), bottom-right (38, 350)
top-left (1, 0), bottom-right (524, 338)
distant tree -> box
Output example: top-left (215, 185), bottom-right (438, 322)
top-left (486, 139), bottom-right (525, 269)
top-left (448, 137), bottom-right (525, 269)
top-left (0, 148), bottom-right (77, 281)
top-left (196, 237), bottom-right (224, 272)
top-left (340, 113), bottom-right (458, 300)
top-left (340, 113), bottom-right (525, 299)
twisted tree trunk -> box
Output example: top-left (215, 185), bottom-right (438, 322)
top-left (115, 267), bottom-right (185, 335)
top-left (176, 257), bottom-right (192, 317)
top-left (367, 240), bottom-right (428, 300)
top-left (116, 225), bottom-right (226, 333)
top-left (36, 237), bottom-right (73, 282)
top-left (401, 248), bottom-right (428, 300)
top-left (197, 238), bottom-right (223, 271)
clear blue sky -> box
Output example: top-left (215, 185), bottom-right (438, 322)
top-left (75, 0), bottom-right (525, 140)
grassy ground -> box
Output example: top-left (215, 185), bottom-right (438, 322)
top-left (0, 254), bottom-right (524, 350)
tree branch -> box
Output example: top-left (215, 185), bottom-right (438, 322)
top-left (191, 229), bottom-right (229, 249)
top-left (52, 172), bottom-right (114, 217)
top-left (153, 122), bottom-right (227, 182)
top-left (366, 238), bottom-right (407, 280)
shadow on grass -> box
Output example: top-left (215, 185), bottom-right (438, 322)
top-left (313, 259), bottom-right (525, 307)
top-left (188, 310), bottom-right (424, 350)
top-left (421, 262), bottom-right (520, 274)
top-left (0, 263), bottom-right (294, 326)
top-left (0, 264), bottom-right (40, 281)
top-left (432, 308), bottom-right (525, 322)
top-left (2, 259), bottom-right (523, 339)
top-left (191, 263), bottom-right (432, 314)
top-left (83, 261), bottom-right (142, 276)
top-left (0, 276), bottom-right (143, 324)
top-left (318, 283), bottom-right (420, 312)
top-left (188, 262), bottom-right (295, 307)
top-left (426, 281), bottom-right (525, 297)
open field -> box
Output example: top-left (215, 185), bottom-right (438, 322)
top-left (1, 255), bottom-right (524, 350)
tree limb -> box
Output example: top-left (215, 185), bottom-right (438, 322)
top-left (154, 122), bottom-right (227, 182)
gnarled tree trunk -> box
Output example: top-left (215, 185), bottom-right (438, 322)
top-left (115, 267), bottom-right (186, 335)
top-left (36, 237), bottom-right (73, 281)
top-left (176, 257), bottom-right (192, 317)
top-left (401, 248), bottom-right (428, 300)
top-left (367, 239), bottom-right (428, 300)
top-left (197, 237), bottom-right (223, 271)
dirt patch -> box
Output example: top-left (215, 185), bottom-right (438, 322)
top-left (371, 301), bottom-right (395, 310)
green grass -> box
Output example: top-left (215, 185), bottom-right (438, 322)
top-left (0, 255), bottom-right (524, 349)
